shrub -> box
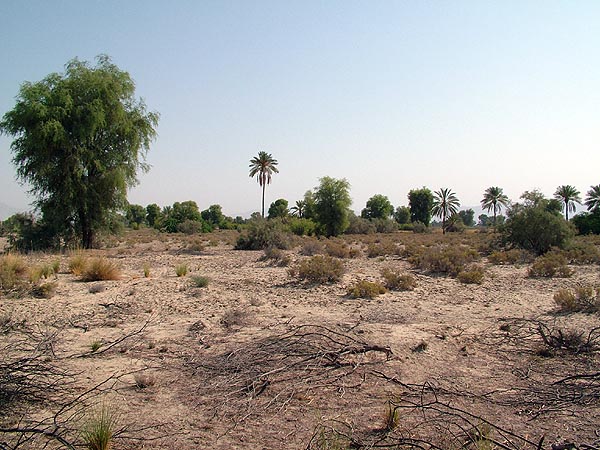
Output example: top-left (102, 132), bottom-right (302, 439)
top-left (288, 255), bottom-right (345, 284)
top-left (457, 266), bottom-right (485, 284)
top-left (372, 218), bottom-right (398, 233)
top-left (260, 247), bottom-right (291, 266)
top-left (80, 403), bottom-right (118, 450)
top-left (300, 239), bottom-right (325, 256)
top-left (235, 219), bottom-right (291, 250)
top-left (81, 258), bottom-right (121, 282)
top-left (175, 264), bottom-right (188, 277)
top-left (134, 372), bottom-right (156, 389)
top-left (559, 241), bottom-right (600, 264)
top-left (381, 269), bottom-right (417, 291)
top-left (190, 275), bottom-right (210, 288)
top-left (177, 219), bottom-right (212, 234)
top-left (288, 218), bottom-right (317, 236)
top-left (345, 214), bottom-right (376, 234)
top-left (528, 253), bottom-right (573, 278)
top-left (411, 221), bottom-right (429, 234)
top-left (409, 245), bottom-right (479, 277)
top-left (488, 249), bottom-right (535, 265)
top-left (502, 205), bottom-right (574, 254)
top-left (347, 280), bottom-right (387, 299)
top-left (324, 239), bottom-right (351, 258)
top-left (554, 286), bottom-right (600, 313)
top-left (0, 253), bottom-right (28, 291)
top-left (537, 324), bottom-right (597, 355)
top-left (367, 240), bottom-right (397, 258)
top-left (30, 263), bottom-right (54, 282)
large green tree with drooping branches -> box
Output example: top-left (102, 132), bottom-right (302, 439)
top-left (0, 55), bottom-right (159, 248)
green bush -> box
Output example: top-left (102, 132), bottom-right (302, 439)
top-left (381, 269), bottom-right (416, 291)
top-left (235, 219), bottom-right (291, 250)
top-left (411, 221), bottom-right (429, 234)
top-left (502, 205), bottom-right (574, 254)
top-left (288, 255), bottom-right (345, 284)
top-left (559, 241), bottom-right (600, 264)
top-left (288, 218), bottom-right (317, 236)
top-left (177, 219), bottom-right (213, 234)
top-left (345, 214), bottom-right (376, 234)
top-left (347, 280), bottom-right (387, 299)
top-left (190, 275), bottom-right (210, 288)
top-left (572, 210), bottom-right (600, 235)
top-left (372, 218), bottom-right (398, 233)
top-left (528, 253), bottom-right (573, 278)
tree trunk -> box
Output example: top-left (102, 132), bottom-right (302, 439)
top-left (79, 207), bottom-right (93, 249)
top-left (261, 183), bottom-right (266, 218)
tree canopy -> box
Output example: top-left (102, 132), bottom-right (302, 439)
top-left (408, 188), bottom-right (433, 226)
top-left (361, 194), bottom-right (393, 220)
top-left (0, 55), bottom-right (158, 248)
top-left (313, 177), bottom-right (352, 237)
top-left (249, 151), bottom-right (279, 218)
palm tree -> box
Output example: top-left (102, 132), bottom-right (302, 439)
top-left (290, 200), bottom-right (306, 218)
top-left (584, 185), bottom-right (600, 212)
top-left (248, 151), bottom-right (279, 218)
top-left (554, 185), bottom-right (581, 221)
top-left (481, 186), bottom-right (509, 226)
top-left (431, 188), bottom-right (460, 234)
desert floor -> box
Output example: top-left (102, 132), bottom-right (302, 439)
top-left (1, 229), bottom-right (599, 449)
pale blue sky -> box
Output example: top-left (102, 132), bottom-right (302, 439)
top-left (1, 1), bottom-right (599, 218)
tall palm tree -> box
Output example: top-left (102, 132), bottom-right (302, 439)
top-left (584, 185), bottom-right (600, 212)
top-left (481, 186), bottom-right (509, 226)
top-left (249, 151), bottom-right (279, 218)
top-left (290, 200), bottom-right (306, 218)
top-left (431, 188), bottom-right (460, 234)
top-left (554, 185), bottom-right (581, 221)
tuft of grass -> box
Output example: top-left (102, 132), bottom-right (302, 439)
top-left (347, 280), bottom-right (387, 299)
top-left (288, 255), bottom-right (346, 284)
top-left (528, 253), bottom-right (573, 278)
top-left (0, 253), bottom-right (29, 291)
top-left (381, 268), bottom-right (416, 291)
top-left (68, 251), bottom-right (88, 276)
top-left (220, 308), bottom-right (248, 329)
top-left (90, 341), bottom-right (102, 353)
top-left (51, 259), bottom-right (61, 274)
top-left (191, 275), bottom-right (210, 288)
top-left (554, 286), bottom-right (600, 313)
top-left (412, 341), bottom-right (428, 353)
top-left (457, 265), bottom-right (485, 285)
top-left (142, 263), bottom-right (151, 278)
top-left (81, 258), bottom-right (121, 282)
top-left (80, 403), bottom-right (118, 450)
top-left (175, 263), bottom-right (188, 277)
top-left (30, 263), bottom-right (55, 282)
top-left (382, 400), bottom-right (400, 432)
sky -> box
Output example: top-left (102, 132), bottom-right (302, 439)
top-left (1, 1), bottom-right (599, 219)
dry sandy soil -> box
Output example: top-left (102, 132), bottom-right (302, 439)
top-left (1, 230), bottom-right (599, 449)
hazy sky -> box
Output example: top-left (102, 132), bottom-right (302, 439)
top-left (1, 1), bottom-right (599, 218)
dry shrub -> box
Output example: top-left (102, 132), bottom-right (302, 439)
top-left (30, 263), bottom-right (55, 282)
top-left (409, 245), bottom-right (479, 277)
top-left (381, 268), bottom-right (416, 291)
top-left (81, 258), bottom-right (121, 282)
top-left (186, 238), bottom-right (206, 253)
top-left (367, 240), bottom-right (398, 258)
top-left (288, 255), bottom-right (345, 284)
top-left (457, 265), bottom-right (485, 285)
top-left (537, 323), bottom-right (599, 355)
top-left (324, 239), bottom-right (352, 259)
top-left (347, 280), bottom-right (387, 299)
top-left (554, 286), bottom-right (600, 313)
top-left (0, 253), bottom-right (28, 291)
top-left (300, 239), bottom-right (324, 256)
top-left (133, 372), bottom-right (156, 389)
top-left (528, 253), bottom-right (573, 278)
top-left (488, 249), bottom-right (534, 265)
top-left (555, 242), bottom-right (600, 264)
top-left (31, 282), bottom-right (57, 299)
top-left (260, 247), bottom-right (291, 266)
top-left (220, 308), bottom-right (248, 329)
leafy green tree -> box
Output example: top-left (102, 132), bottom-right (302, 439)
top-left (408, 188), bottom-right (434, 226)
top-left (146, 204), bottom-right (162, 228)
top-left (290, 200), bottom-right (306, 218)
top-left (302, 191), bottom-right (317, 220)
top-left (313, 177), bottom-right (352, 237)
top-left (361, 194), bottom-right (393, 220)
top-left (393, 206), bottom-right (411, 225)
top-left (201, 204), bottom-right (225, 227)
top-left (481, 187), bottom-right (509, 226)
top-left (249, 151), bottom-right (279, 218)
top-left (268, 199), bottom-right (289, 219)
top-left (126, 204), bottom-right (146, 228)
top-left (585, 185), bottom-right (600, 212)
top-left (572, 211), bottom-right (600, 235)
top-left (431, 188), bottom-right (460, 234)
top-left (457, 209), bottom-right (475, 227)
top-left (0, 55), bottom-right (158, 248)
top-left (554, 185), bottom-right (581, 221)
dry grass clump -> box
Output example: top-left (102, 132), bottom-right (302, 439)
top-left (347, 280), bottom-right (387, 299)
top-left (190, 275), bottom-right (210, 288)
top-left (554, 286), bottom-right (600, 313)
top-left (31, 281), bottom-right (57, 299)
top-left (288, 255), bottom-right (346, 284)
top-left (488, 249), bottom-right (534, 265)
top-left (186, 238), bottom-right (206, 253)
top-left (220, 308), bottom-right (248, 329)
top-left (81, 258), bottom-right (121, 282)
top-left (68, 251), bottom-right (88, 276)
top-left (409, 245), bottom-right (479, 277)
top-left (134, 372), bottom-right (156, 389)
top-left (457, 265), bottom-right (486, 285)
top-left (29, 263), bottom-right (55, 282)
top-left (380, 268), bottom-right (416, 291)
top-left (323, 239), bottom-right (359, 259)
top-left (260, 247), bottom-right (291, 266)
top-left (175, 263), bottom-right (189, 277)
top-left (0, 253), bottom-right (28, 291)
top-left (528, 253), bottom-right (573, 278)
top-left (80, 403), bottom-right (118, 450)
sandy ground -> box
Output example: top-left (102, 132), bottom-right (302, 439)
top-left (1, 230), bottom-right (599, 449)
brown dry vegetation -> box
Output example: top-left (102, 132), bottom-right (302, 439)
top-left (1, 229), bottom-right (600, 449)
